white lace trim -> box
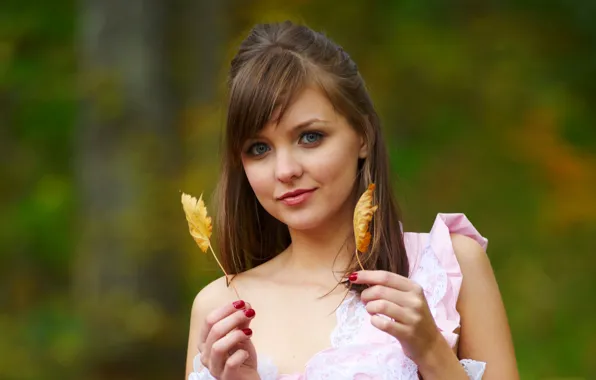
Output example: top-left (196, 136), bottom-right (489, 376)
top-left (189, 353), bottom-right (212, 380)
top-left (411, 244), bottom-right (448, 317)
top-left (256, 354), bottom-right (279, 380)
top-left (188, 354), bottom-right (211, 380)
top-left (302, 348), bottom-right (420, 380)
top-left (330, 290), bottom-right (365, 347)
top-left (189, 351), bottom-right (279, 380)
top-left (461, 358), bottom-right (487, 379)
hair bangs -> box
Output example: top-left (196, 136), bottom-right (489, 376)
top-left (226, 48), bottom-right (312, 164)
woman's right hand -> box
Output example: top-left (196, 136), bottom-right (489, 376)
top-left (197, 300), bottom-right (260, 380)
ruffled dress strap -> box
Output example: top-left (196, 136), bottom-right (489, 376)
top-left (404, 213), bottom-right (488, 378)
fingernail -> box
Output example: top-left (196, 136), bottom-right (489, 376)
top-left (244, 308), bottom-right (255, 318)
top-left (233, 300), bottom-right (245, 309)
top-left (348, 272), bottom-right (358, 282)
top-left (242, 328), bottom-right (252, 336)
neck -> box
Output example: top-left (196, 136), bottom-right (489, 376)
top-left (278, 207), bottom-right (356, 283)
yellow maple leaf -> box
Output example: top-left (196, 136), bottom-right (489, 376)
top-left (180, 191), bottom-right (240, 299)
top-left (353, 183), bottom-right (378, 254)
top-left (181, 192), bottom-right (212, 252)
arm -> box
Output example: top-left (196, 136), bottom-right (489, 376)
top-left (417, 233), bottom-right (518, 379)
top-left (451, 233), bottom-right (519, 379)
top-left (185, 276), bottom-right (229, 379)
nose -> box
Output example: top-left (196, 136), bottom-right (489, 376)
top-left (275, 149), bottom-right (303, 183)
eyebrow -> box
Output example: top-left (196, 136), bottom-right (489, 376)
top-left (290, 118), bottom-right (327, 132)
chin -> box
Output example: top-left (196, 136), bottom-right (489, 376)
top-left (275, 209), bottom-right (333, 232)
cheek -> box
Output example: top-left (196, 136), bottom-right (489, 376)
top-left (312, 140), bottom-right (360, 184)
top-left (243, 162), bottom-right (272, 203)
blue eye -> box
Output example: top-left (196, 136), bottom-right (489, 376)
top-left (300, 132), bottom-right (323, 145)
top-left (248, 142), bottom-right (270, 156)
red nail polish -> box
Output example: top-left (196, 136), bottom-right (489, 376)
top-left (233, 300), bottom-right (245, 309)
top-left (242, 328), bottom-right (252, 336)
top-left (244, 308), bottom-right (255, 318)
top-left (348, 272), bottom-right (358, 282)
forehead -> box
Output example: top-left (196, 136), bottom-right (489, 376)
top-left (260, 86), bottom-right (336, 135)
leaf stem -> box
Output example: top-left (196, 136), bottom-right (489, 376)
top-left (355, 248), bottom-right (365, 271)
top-left (208, 244), bottom-right (240, 299)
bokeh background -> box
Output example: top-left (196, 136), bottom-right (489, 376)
top-left (1, 0), bottom-right (595, 379)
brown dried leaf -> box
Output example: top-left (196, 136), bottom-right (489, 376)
top-left (353, 183), bottom-right (378, 253)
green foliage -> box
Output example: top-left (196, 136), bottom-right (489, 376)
top-left (1, 0), bottom-right (594, 378)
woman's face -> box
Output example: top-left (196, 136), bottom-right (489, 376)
top-left (241, 86), bottom-right (367, 231)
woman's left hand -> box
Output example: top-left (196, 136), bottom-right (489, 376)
top-left (349, 270), bottom-right (442, 364)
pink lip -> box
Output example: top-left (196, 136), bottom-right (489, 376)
top-left (278, 188), bottom-right (316, 206)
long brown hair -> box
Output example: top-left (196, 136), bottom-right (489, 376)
top-left (215, 21), bottom-right (409, 287)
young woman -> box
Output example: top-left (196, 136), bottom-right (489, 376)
top-left (185, 21), bottom-right (519, 380)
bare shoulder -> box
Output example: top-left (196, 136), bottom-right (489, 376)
top-left (191, 275), bottom-right (237, 320)
top-left (191, 257), bottom-right (278, 311)
top-left (449, 232), bottom-right (498, 315)
top-left (449, 233), bottom-right (520, 379)
top-left (190, 266), bottom-right (265, 322)
top-left (449, 233), bottom-right (489, 266)
top-left (451, 234), bottom-right (494, 277)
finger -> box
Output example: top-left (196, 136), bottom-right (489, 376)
top-left (199, 351), bottom-right (209, 369)
top-left (210, 328), bottom-right (253, 374)
top-left (199, 300), bottom-right (247, 346)
top-left (365, 299), bottom-right (416, 325)
top-left (234, 307), bottom-right (259, 368)
top-left (348, 270), bottom-right (414, 291)
top-left (235, 305), bottom-right (255, 332)
top-left (370, 314), bottom-right (410, 340)
top-left (239, 302), bottom-right (252, 326)
top-left (225, 349), bottom-right (249, 372)
top-left (204, 307), bottom-right (256, 358)
top-left (361, 285), bottom-right (408, 305)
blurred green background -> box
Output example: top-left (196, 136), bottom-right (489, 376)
top-left (1, 0), bottom-right (595, 379)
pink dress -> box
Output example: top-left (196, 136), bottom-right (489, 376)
top-left (190, 213), bottom-right (488, 379)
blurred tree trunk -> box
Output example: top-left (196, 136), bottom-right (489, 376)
top-left (74, 0), bottom-right (185, 375)
top-left (170, 0), bottom-right (229, 162)
top-left (170, 0), bottom-right (228, 104)
top-left (75, 0), bottom-right (229, 376)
